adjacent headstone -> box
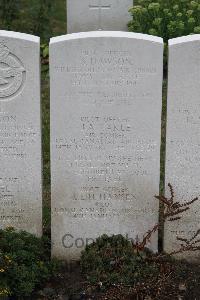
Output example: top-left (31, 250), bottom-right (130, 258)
top-left (67, 0), bottom-right (133, 33)
top-left (165, 35), bottom-right (200, 261)
top-left (50, 31), bottom-right (163, 260)
top-left (0, 31), bottom-right (42, 236)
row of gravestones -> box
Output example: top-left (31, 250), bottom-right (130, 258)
top-left (0, 30), bottom-right (200, 263)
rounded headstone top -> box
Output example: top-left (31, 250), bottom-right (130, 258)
top-left (169, 34), bottom-right (200, 46)
top-left (0, 30), bottom-right (39, 43)
top-left (50, 31), bottom-right (163, 45)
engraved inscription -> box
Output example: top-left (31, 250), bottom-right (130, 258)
top-left (54, 48), bottom-right (158, 222)
top-left (0, 42), bottom-right (26, 100)
top-left (0, 113), bottom-right (37, 159)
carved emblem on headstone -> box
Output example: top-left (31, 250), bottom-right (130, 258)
top-left (89, 0), bottom-right (111, 30)
top-left (0, 42), bottom-right (26, 100)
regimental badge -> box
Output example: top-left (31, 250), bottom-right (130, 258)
top-left (0, 42), bottom-right (26, 100)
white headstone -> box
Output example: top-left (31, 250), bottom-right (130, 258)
top-left (50, 31), bottom-right (163, 260)
top-left (67, 0), bottom-right (133, 33)
top-left (165, 35), bottom-right (200, 261)
top-left (0, 31), bottom-right (42, 236)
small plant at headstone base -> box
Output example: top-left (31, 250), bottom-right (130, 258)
top-left (80, 234), bottom-right (159, 289)
top-left (0, 227), bottom-right (59, 298)
top-left (80, 184), bottom-right (200, 292)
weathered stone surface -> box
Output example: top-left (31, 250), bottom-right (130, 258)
top-left (0, 31), bottom-right (42, 236)
top-left (165, 35), bottom-right (200, 261)
top-left (50, 31), bottom-right (163, 260)
top-left (67, 0), bottom-right (133, 33)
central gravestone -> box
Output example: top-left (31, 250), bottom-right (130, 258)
top-left (50, 32), bottom-right (163, 260)
top-left (67, 0), bottom-right (133, 33)
top-left (0, 31), bottom-right (42, 236)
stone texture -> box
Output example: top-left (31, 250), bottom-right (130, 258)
top-left (50, 31), bottom-right (163, 260)
top-left (67, 0), bottom-right (133, 33)
top-left (165, 35), bottom-right (200, 261)
top-left (0, 31), bottom-right (42, 236)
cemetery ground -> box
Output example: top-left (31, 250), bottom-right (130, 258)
top-left (32, 258), bottom-right (200, 300)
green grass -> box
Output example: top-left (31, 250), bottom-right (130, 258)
top-left (41, 67), bottom-right (50, 208)
top-left (51, 0), bottom-right (67, 37)
top-left (40, 0), bottom-right (66, 227)
top-left (160, 79), bottom-right (167, 195)
top-left (158, 79), bottom-right (167, 251)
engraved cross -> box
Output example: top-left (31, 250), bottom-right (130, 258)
top-left (89, 0), bottom-right (111, 30)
